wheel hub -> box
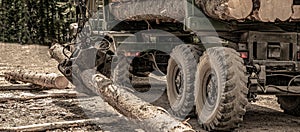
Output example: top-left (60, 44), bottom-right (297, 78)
top-left (206, 74), bottom-right (218, 106)
top-left (175, 68), bottom-right (183, 94)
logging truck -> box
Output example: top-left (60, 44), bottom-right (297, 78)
top-left (58, 0), bottom-right (300, 131)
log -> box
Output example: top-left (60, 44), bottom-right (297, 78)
top-left (109, 0), bottom-right (300, 22)
top-left (49, 43), bottom-right (72, 63)
top-left (196, 0), bottom-right (253, 20)
top-left (109, 0), bottom-right (253, 21)
top-left (50, 44), bottom-right (194, 131)
top-left (0, 118), bottom-right (102, 132)
top-left (4, 70), bottom-right (69, 89)
top-left (257, 0), bottom-right (293, 22)
top-left (291, 5), bottom-right (300, 20)
top-left (109, 0), bottom-right (185, 22)
top-left (91, 73), bottom-right (194, 131)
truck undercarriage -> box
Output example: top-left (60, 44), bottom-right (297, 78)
top-left (58, 0), bottom-right (300, 131)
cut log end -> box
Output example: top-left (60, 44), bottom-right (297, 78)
top-left (54, 76), bottom-right (69, 89)
top-left (292, 5), bottom-right (300, 20)
top-left (228, 0), bottom-right (253, 19)
top-left (257, 0), bottom-right (293, 22)
top-left (195, 0), bottom-right (253, 21)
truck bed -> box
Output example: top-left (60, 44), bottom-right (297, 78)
top-left (108, 0), bottom-right (300, 22)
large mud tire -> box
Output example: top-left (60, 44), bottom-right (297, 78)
top-left (277, 96), bottom-right (300, 116)
top-left (195, 47), bottom-right (248, 131)
top-left (167, 44), bottom-right (202, 119)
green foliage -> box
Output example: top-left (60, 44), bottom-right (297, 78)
top-left (0, 0), bottom-right (76, 45)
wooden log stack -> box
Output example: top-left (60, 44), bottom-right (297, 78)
top-left (251, 0), bottom-right (294, 22)
top-left (108, 0), bottom-right (300, 22)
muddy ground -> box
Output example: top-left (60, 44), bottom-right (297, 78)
top-left (0, 43), bottom-right (300, 131)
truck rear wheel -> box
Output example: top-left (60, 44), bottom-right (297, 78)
top-left (277, 96), bottom-right (300, 116)
top-left (195, 47), bottom-right (248, 131)
top-left (167, 44), bottom-right (202, 118)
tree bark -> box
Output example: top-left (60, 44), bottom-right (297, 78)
top-left (4, 70), bottom-right (69, 89)
top-left (109, 0), bottom-right (184, 22)
top-left (88, 72), bottom-right (194, 131)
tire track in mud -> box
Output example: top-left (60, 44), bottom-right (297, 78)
top-left (236, 104), bottom-right (300, 131)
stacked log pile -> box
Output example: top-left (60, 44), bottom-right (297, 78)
top-left (250, 0), bottom-right (294, 22)
top-left (109, 0), bottom-right (300, 22)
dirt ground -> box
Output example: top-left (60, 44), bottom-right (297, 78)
top-left (0, 43), bottom-right (300, 131)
